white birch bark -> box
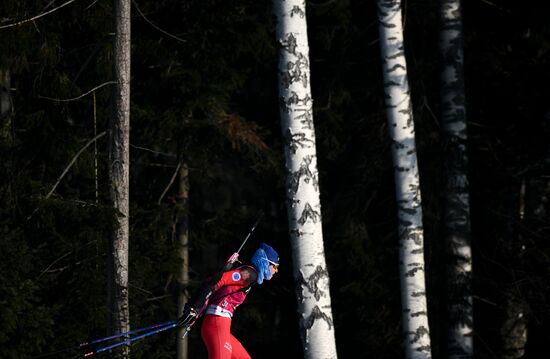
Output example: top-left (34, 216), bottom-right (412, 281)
top-left (377, 1), bottom-right (432, 358)
top-left (273, 1), bottom-right (338, 358)
top-left (108, 0), bottom-right (131, 357)
top-left (439, 1), bottom-right (473, 358)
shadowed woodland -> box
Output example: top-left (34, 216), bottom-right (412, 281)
top-left (1, 0), bottom-right (549, 358)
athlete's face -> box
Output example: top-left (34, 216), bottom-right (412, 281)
top-left (269, 264), bottom-right (279, 277)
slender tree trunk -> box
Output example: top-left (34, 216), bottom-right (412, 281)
top-left (500, 180), bottom-right (529, 359)
top-left (0, 68), bottom-right (12, 140)
top-left (377, 1), bottom-right (432, 358)
top-left (500, 296), bottom-right (528, 359)
top-left (508, 173), bottom-right (550, 357)
top-left (439, 1), bottom-right (474, 358)
top-left (176, 162), bottom-right (190, 359)
top-left (0, 69), bottom-right (11, 119)
top-left (107, 0), bottom-right (131, 357)
top-left (273, 1), bottom-right (338, 358)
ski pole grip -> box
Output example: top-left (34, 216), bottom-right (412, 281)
top-left (222, 252), bottom-right (239, 271)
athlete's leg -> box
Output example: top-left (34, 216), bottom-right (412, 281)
top-left (201, 315), bottom-right (233, 359)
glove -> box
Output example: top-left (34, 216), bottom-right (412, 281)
top-left (222, 252), bottom-right (240, 272)
top-left (177, 279), bottom-right (215, 327)
top-left (178, 303), bottom-right (198, 327)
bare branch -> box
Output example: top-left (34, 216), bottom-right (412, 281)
top-left (158, 161), bottom-right (181, 205)
top-left (27, 131), bottom-right (107, 220)
top-left (145, 294), bottom-right (172, 302)
top-left (130, 144), bottom-right (176, 158)
top-left (0, 0), bottom-right (82, 30)
top-left (129, 283), bottom-right (153, 295)
top-left (38, 251), bottom-right (72, 279)
top-left (45, 131), bottom-right (107, 199)
top-left (132, 0), bottom-right (187, 43)
top-left (85, 0), bottom-right (99, 11)
top-left (38, 81), bottom-right (117, 102)
top-left (39, 244), bottom-right (104, 278)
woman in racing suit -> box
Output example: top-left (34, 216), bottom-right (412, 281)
top-left (179, 243), bottom-right (279, 359)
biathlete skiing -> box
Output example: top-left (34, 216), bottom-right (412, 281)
top-left (49, 216), bottom-right (276, 358)
top-left (178, 242), bottom-right (280, 359)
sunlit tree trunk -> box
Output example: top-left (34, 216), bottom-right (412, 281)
top-left (273, 1), bottom-right (338, 358)
top-left (176, 161), bottom-right (190, 359)
top-left (107, 0), bottom-right (131, 357)
top-left (377, 1), bottom-right (432, 358)
top-left (439, 1), bottom-right (474, 358)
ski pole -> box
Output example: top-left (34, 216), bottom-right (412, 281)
top-left (80, 320), bottom-right (177, 347)
top-left (172, 213), bottom-right (265, 343)
top-left (238, 211), bottom-right (264, 253)
top-left (222, 212), bottom-right (264, 271)
top-left (31, 320), bottom-right (178, 359)
top-left (83, 322), bottom-right (179, 357)
top-left (180, 318), bottom-right (197, 339)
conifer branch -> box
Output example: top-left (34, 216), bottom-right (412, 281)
top-left (0, 0), bottom-right (82, 30)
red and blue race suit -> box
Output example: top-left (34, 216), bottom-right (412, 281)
top-left (201, 265), bottom-right (257, 359)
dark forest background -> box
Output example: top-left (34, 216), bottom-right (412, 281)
top-left (1, 0), bottom-right (549, 358)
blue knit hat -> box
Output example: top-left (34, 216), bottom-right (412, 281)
top-left (260, 243), bottom-right (279, 265)
top-left (251, 243), bottom-right (279, 284)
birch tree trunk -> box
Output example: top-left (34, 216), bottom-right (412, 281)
top-left (273, 1), bottom-right (338, 358)
top-left (377, 1), bottom-right (432, 358)
top-left (107, 0), bottom-right (131, 357)
top-left (175, 162), bottom-right (190, 359)
top-left (439, 1), bottom-right (474, 358)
